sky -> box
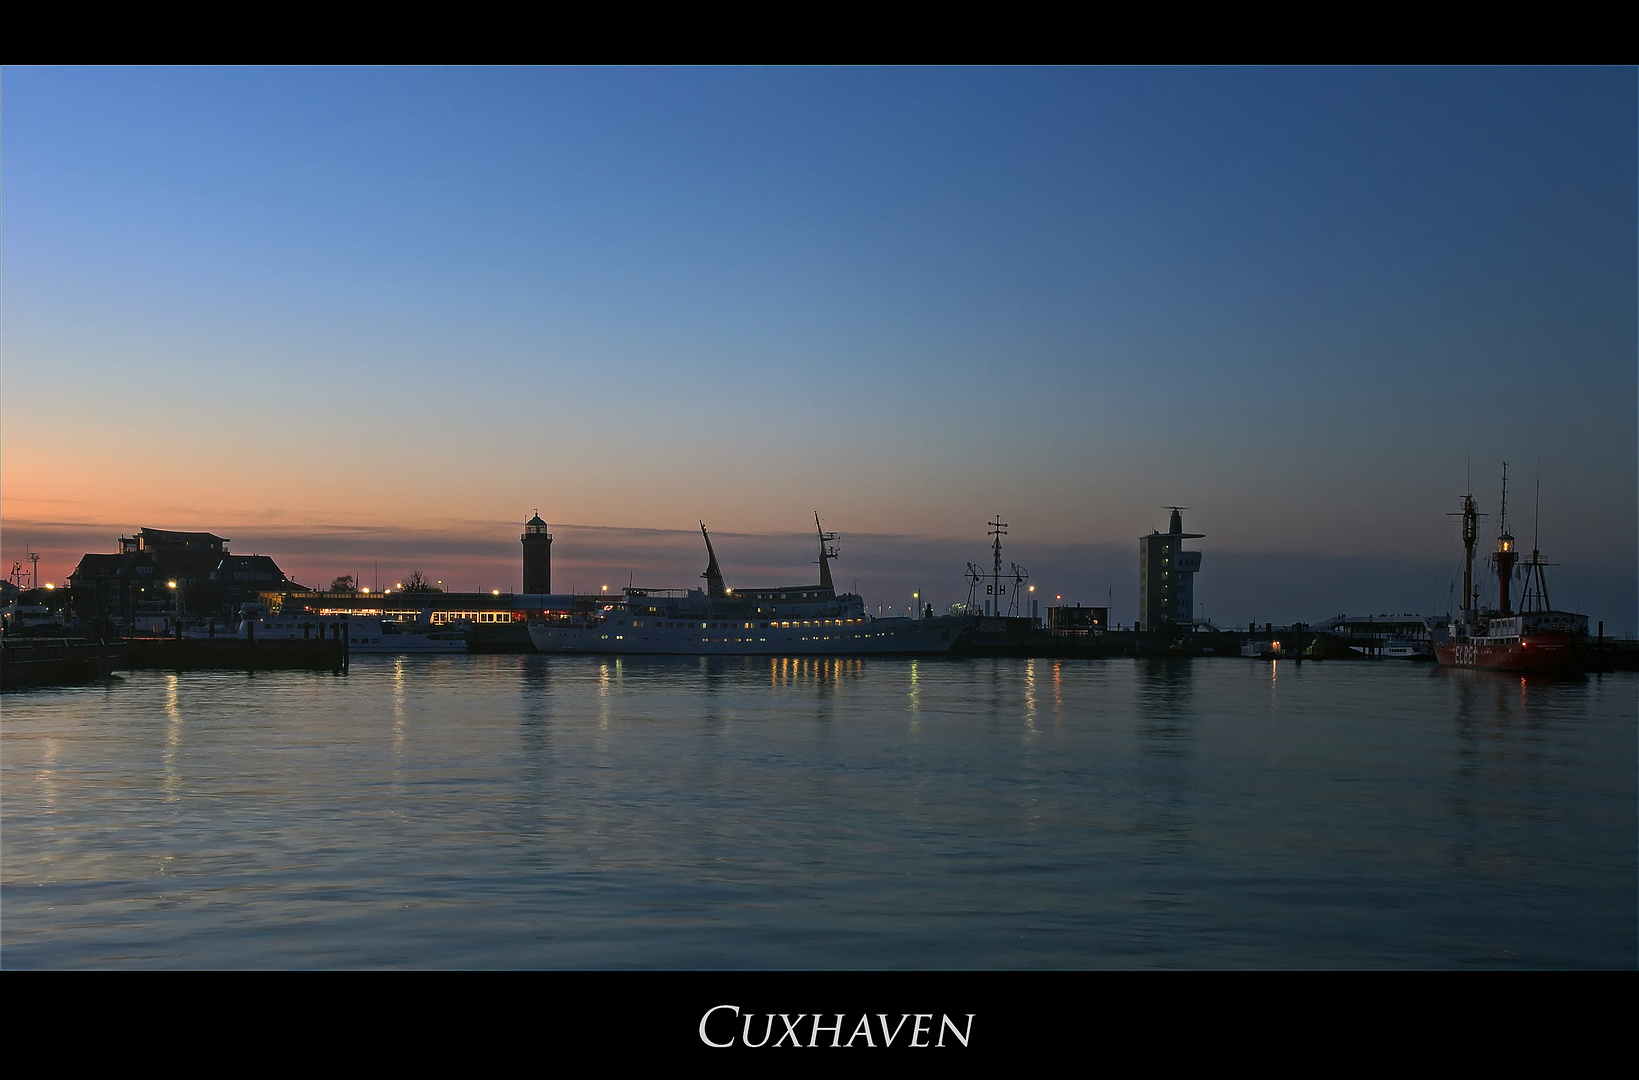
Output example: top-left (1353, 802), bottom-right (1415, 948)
top-left (3, 68), bottom-right (1634, 628)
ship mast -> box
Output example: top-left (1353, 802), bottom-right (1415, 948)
top-left (1493, 463), bottom-right (1518, 615)
top-left (1449, 489), bottom-right (1485, 616)
top-left (1518, 479), bottom-right (1555, 613)
top-left (814, 512), bottom-right (839, 591)
top-left (699, 521), bottom-right (729, 599)
top-left (989, 516), bottom-right (1008, 618)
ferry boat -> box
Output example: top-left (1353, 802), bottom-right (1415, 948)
top-left (195, 603), bottom-right (467, 653)
top-left (1431, 467), bottom-right (1586, 671)
top-left (528, 515), bottom-right (967, 656)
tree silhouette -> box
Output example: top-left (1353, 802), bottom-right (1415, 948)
top-left (401, 570), bottom-right (440, 592)
top-left (329, 575), bottom-right (356, 592)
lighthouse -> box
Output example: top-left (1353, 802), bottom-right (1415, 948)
top-left (522, 512), bottom-right (552, 594)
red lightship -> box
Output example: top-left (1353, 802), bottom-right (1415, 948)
top-left (1431, 465), bottom-right (1586, 671)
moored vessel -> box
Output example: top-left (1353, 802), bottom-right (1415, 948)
top-left (528, 515), bottom-right (966, 656)
top-left (1431, 466), bottom-right (1586, 671)
top-left (197, 602), bottom-right (467, 653)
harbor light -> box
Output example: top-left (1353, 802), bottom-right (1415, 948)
top-left (167, 581), bottom-right (177, 588)
top-left (493, 589), bottom-right (501, 596)
top-left (43, 583), bottom-right (54, 590)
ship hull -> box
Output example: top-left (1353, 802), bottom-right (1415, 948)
top-left (529, 616), bottom-right (966, 656)
top-left (1434, 631), bottom-right (1578, 670)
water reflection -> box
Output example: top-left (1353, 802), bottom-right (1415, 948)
top-left (767, 656), bottom-right (864, 690)
top-left (1132, 659), bottom-right (1196, 851)
top-left (1, 661), bottom-right (1630, 969)
top-left (162, 673), bottom-right (183, 804)
top-left (1135, 659), bottom-right (1194, 757)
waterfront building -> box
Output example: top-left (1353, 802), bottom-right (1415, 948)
top-left (68, 527), bottom-right (303, 624)
top-left (1048, 605), bottom-right (1109, 633)
top-left (270, 589), bottom-right (572, 624)
top-left (1138, 508), bottom-right (1203, 631)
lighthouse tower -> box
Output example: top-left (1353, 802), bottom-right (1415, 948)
top-left (522, 512), bottom-right (552, 594)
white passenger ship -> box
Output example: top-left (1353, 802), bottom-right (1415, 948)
top-left (528, 516), bottom-right (966, 656)
top-left (195, 603), bottom-right (467, 653)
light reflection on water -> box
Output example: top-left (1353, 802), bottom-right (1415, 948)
top-left (2, 657), bottom-right (1633, 969)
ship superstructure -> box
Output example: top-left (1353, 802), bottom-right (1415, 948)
top-left (1432, 465), bottom-right (1587, 670)
top-left (527, 514), bottom-right (965, 656)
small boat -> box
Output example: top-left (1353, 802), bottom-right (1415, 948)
top-left (1349, 636), bottom-right (1433, 661)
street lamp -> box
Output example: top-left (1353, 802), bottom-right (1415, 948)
top-left (167, 580), bottom-right (184, 631)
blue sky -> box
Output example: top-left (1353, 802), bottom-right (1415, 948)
top-left (4, 67), bottom-right (1633, 625)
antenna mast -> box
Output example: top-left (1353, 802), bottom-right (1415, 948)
top-left (989, 516), bottom-right (1008, 618)
top-left (1449, 485), bottom-right (1486, 615)
top-left (1492, 463), bottom-right (1518, 615)
top-left (1008, 562), bottom-right (1030, 617)
top-left (1518, 478), bottom-right (1555, 613)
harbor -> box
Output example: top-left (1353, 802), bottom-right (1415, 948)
top-left (4, 66), bottom-right (1633, 979)
top-left (5, 471), bottom-right (1634, 688)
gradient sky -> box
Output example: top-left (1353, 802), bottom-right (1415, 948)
top-left (3, 68), bottom-right (1634, 626)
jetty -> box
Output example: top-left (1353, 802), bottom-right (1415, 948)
top-left (120, 636), bottom-right (348, 671)
top-left (1, 638), bottom-right (127, 690)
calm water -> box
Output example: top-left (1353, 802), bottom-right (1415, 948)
top-left (3, 655), bottom-right (1633, 968)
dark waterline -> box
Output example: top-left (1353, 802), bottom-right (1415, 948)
top-left (3, 655), bottom-right (1634, 968)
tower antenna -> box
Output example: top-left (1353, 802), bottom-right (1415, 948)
top-left (988, 516), bottom-right (1008, 617)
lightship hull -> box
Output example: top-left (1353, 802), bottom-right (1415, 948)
top-left (1434, 631), bottom-right (1577, 670)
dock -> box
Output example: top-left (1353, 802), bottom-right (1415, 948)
top-left (120, 636), bottom-right (348, 671)
top-left (1, 638), bottom-right (127, 689)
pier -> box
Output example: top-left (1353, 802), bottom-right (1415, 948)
top-left (120, 636), bottom-right (348, 672)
